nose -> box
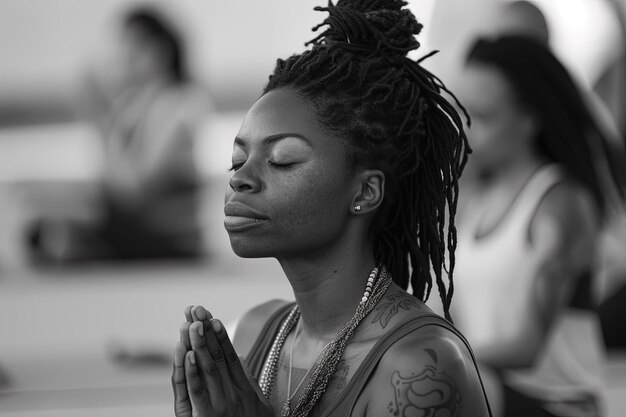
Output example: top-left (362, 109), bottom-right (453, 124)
top-left (228, 163), bottom-right (261, 193)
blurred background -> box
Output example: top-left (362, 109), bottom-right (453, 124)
top-left (0, 0), bottom-right (624, 416)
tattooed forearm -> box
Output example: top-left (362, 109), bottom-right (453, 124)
top-left (371, 293), bottom-right (421, 329)
top-left (387, 365), bottom-right (462, 417)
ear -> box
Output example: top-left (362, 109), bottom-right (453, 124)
top-left (351, 170), bottom-right (385, 215)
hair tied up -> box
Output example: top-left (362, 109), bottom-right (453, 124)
top-left (306, 0), bottom-right (423, 61)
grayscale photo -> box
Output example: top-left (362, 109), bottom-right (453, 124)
top-left (0, 1), bottom-right (625, 416)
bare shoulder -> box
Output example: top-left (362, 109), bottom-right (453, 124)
top-left (362, 324), bottom-right (491, 417)
top-left (233, 299), bottom-right (292, 359)
top-left (532, 179), bottom-right (599, 239)
top-left (367, 283), bottom-right (430, 331)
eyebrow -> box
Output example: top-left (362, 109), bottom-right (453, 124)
top-left (234, 133), bottom-right (313, 147)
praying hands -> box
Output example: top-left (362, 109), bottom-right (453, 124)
top-left (171, 305), bottom-right (274, 417)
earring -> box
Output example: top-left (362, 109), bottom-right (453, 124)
top-left (354, 205), bottom-right (361, 212)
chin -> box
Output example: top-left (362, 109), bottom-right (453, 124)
top-left (229, 238), bottom-right (274, 259)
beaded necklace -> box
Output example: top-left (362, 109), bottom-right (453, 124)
top-left (259, 265), bottom-right (392, 417)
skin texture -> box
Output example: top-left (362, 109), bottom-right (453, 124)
top-left (224, 88), bottom-right (357, 260)
top-left (172, 88), bottom-right (491, 416)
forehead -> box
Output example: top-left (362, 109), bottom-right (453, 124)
top-left (237, 88), bottom-right (329, 144)
top-left (460, 63), bottom-right (517, 110)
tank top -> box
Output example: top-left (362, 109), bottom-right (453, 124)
top-left (245, 302), bottom-right (493, 417)
top-left (451, 164), bottom-right (605, 411)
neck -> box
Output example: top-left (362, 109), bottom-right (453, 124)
top-left (482, 151), bottom-right (546, 189)
top-left (278, 241), bottom-right (377, 341)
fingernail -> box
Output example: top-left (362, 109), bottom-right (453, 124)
top-left (188, 351), bottom-right (196, 365)
top-left (196, 323), bottom-right (204, 336)
top-left (211, 319), bottom-right (222, 333)
top-left (193, 306), bottom-right (206, 321)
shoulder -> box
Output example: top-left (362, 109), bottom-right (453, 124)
top-left (362, 321), bottom-right (491, 417)
top-left (367, 283), bottom-right (432, 331)
top-left (233, 299), bottom-right (292, 359)
top-left (530, 177), bottom-right (599, 248)
top-left (534, 178), bottom-right (597, 223)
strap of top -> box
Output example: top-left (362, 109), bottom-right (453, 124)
top-left (322, 312), bottom-right (493, 417)
top-left (246, 302), bottom-right (297, 379)
top-left (245, 306), bottom-right (492, 417)
top-left (515, 164), bottom-right (565, 220)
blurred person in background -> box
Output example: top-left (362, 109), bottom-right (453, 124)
top-left (29, 6), bottom-right (210, 261)
top-left (496, 0), bottom-right (626, 354)
top-left (453, 34), bottom-right (625, 417)
top-left (588, 0), bottom-right (626, 353)
top-left (495, 0), bottom-right (550, 45)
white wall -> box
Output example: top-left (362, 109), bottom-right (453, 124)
top-left (0, 0), bottom-right (440, 110)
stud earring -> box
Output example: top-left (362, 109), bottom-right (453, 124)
top-left (354, 205), bottom-right (361, 212)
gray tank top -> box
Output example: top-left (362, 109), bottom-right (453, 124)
top-left (245, 302), bottom-right (493, 417)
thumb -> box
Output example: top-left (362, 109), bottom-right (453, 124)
top-left (185, 351), bottom-right (212, 413)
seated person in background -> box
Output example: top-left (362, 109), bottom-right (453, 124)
top-left (491, 0), bottom-right (626, 355)
top-left (30, 6), bottom-right (210, 261)
top-left (452, 35), bottom-right (625, 417)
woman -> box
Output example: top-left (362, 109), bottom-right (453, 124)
top-left (91, 7), bottom-right (206, 259)
top-left (172, 1), bottom-right (492, 416)
top-left (452, 35), bottom-right (624, 417)
top-left (29, 6), bottom-right (207, 261)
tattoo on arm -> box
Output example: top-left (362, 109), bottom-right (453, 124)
top-left (387, 350), bottom-right (462, 417)
top-left (371, 293), bottom-right (421, 329)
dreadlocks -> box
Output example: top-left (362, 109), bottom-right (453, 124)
top-left (263, 0), bottom-right (470, 321)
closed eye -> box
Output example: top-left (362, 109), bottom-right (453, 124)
top-left (268, 161), bottom-right (296, 170)
top-left (227, 162), bottom-right (245, 172)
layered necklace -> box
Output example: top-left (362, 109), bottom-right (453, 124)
top-left (259, 265), bottom-right (392, 417)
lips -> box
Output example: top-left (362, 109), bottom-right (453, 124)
top-left (224, 202), bottom-right (268, 231)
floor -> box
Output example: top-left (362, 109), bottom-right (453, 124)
top-left (0, 260), bottom-right (292, 417)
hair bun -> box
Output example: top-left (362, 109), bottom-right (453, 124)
top-left (307, 0), bottom-right (422, 59)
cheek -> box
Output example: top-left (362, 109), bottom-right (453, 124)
top-left (271, 168), bottom-right (351, 245)
top-left (470, 119), bottom-right (510, 159)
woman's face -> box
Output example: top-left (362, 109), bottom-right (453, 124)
top-left (119, 25), bottom-right (165, 83)
top-left (460, 62), bottom-right (536, 173)
top-left (224, 88), bottom-right (358, 259)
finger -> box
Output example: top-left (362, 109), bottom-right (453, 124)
top-left (212, 319), bottom-right (250, 390)
top-left (185, 350), bottom-right (212, 413)
top-left (190, 306), bottom-right (216, 357)
top-left (172, 342), bottom-right (192, 417)
top-left (191, 305), bottom-right (213, 323)
top-left (179, 321), bottom-right (191, 349)
top-left (184, 305), bottom-right (194, 322)
top-left (189, 321), bottom-right (226, 407)
top-left (190, 316), bottom-right (226, 373)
